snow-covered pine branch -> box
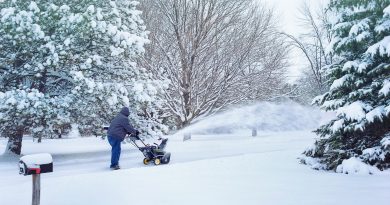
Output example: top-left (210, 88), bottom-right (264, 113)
top-left (0, 0), bottom-right (166, 155)
top-left (303, 0), bottom-right (390, 171)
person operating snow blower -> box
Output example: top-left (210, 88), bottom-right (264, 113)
top-left (107, 107), bottom-right (138, 170)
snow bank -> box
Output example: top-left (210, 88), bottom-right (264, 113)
top-left (299, 155), bottom-right (326, 170)
top-left (0, 137), bottom-right (111, 155)
top-left (336, 157), bottom-right (380, 175)
top-left (175, 101), bottom-right (323, 135)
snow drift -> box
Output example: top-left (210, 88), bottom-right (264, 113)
top-left (175, 101), bottom-right (325, 135)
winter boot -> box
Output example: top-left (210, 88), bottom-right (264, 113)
top-left (110, 165), bottom-right (120, 170)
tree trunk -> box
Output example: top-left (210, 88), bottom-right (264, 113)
top-left (5, 129), bottom-right (23, 155)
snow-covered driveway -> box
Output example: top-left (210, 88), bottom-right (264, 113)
top-left (0, 131), bottom-right (389, 205)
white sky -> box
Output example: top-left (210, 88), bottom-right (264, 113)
top-left (265, 0), bottom-right (304, 35)
top-left (262, 0), bottom-right (328, 83)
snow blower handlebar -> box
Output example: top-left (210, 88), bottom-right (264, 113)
top-left (127, 132), bottom-right (149, 148)
top-left (128, 132), bottom-right (141, 140)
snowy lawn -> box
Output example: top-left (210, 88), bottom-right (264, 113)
top-left (0, 131), bottom-right (389, 205)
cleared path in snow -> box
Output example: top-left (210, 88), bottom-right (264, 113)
top-left (0, 131), bottom-right (312, 184)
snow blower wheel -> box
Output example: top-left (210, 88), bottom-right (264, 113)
top-left (154, 158), bottom-right (161, 165)
top-left (143, 158), bottom-right (150, 165)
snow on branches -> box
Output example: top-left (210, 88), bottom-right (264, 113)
top-left (305, 0), bottom-right (390, 171)
top-left (0, 0), bottom-right (166, 154)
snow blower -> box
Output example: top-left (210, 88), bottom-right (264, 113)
top-left (127, 133), bottom-right (171, 165)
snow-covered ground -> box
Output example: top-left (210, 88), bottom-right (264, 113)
top-left (1, 131), bottom-right (389, 205)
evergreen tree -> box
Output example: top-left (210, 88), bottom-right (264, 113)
top-left (304, 0), bottom-right (390, 171)
top-left (0, 0), bottom-right (166, 155)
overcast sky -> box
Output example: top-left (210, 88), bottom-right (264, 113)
top-left (263, 0), bottom-right (328, 82)
top-left (266, 0), bottom-right (304, 35)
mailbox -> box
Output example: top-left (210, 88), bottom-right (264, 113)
top-left (19, 153), bottom-right (53, 176)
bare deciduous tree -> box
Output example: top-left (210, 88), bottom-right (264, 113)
top-left (283, 1), bottom-right (333, 104)
top-left (139, 0), bottom-right (289, 128)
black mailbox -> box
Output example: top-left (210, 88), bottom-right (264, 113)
top-left (19, 153), bottom-right (53, 176)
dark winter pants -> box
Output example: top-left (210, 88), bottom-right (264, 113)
top-left (108, 136), bottom-right (122, 167)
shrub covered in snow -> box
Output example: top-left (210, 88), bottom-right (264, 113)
top-left (0, 0), bottom-right (167, 154)
top-left (336, 157), bottom-right (380, 175)
top-left (304, 0), bottom-right (390, 171)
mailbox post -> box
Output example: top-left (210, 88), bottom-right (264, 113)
top-left (19, 153), bottom-right (53, 205)
top-left (32, 173), bottom-right (40, 205)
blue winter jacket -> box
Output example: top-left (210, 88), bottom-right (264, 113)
top-left (107, 107), bottom-right (137, 140)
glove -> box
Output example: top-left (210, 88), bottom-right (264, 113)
top-left (135, 130), bottom-right (140, 136)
